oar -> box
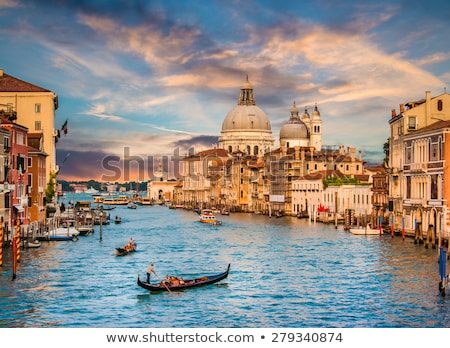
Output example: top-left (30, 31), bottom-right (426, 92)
top-left (154, 272), bottom-right (172, 294)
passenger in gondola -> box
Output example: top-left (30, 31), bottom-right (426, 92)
top-left (170, 276), bottom-right (180, 287)
top-left (164, 274), bottom-right (170, 286)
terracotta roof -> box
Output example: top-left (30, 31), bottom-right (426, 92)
top-left (0, 72), bottom-right (51, 92)
top-left (408, 120), bottom-right (450, 134)
top-left (197, 148), bottom-right (230, 157)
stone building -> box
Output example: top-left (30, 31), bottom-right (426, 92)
top-left (388, 91), bottom-right (450, 242)
top-left (0, 69), bottom-right (58, 184)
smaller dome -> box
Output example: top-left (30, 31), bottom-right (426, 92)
top-left (312, 105), bottom-right (320, 119)
top-left (302, 108), bottom-right (310, 121)
top-left (280, 121), bottom-right (309, 140)
top-left (280, 102), bottom-right (310, 141)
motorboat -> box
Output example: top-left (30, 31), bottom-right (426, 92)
top-left (199, 209), bottom-right (216, 224)
top-left (349, 225), bottom-right (382, 235)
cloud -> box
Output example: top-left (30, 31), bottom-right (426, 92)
top-left (0, 0), bottom-right (19, 8)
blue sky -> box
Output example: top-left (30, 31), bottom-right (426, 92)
top-left (1, 0), bottom-right (449, 181)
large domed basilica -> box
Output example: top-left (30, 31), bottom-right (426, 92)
top-left (218, 76), bottom-right (274, 156)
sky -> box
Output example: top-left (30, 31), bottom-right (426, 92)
top-left (0, 0), bottom-right (449, 182)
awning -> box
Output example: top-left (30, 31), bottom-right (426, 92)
top-left (14, 205), bottom-right (24, 213)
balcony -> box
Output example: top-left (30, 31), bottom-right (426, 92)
top-left (410, 163), bottom-right (426, 173)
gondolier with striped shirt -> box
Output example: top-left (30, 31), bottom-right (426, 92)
top-left (147, 263), bottom-right (155, 283)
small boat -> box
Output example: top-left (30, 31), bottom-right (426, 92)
top-left (199, 209), bottom-right (216, 224)
top-left (26, 239), bottom-right (41, 248)
top-left (349, 225), bottom-right (382, 235)
top-left (36, 226), bottom-right (80, 241)
top-left (114, 216), bottom-right (122, 224)
top-left (77, 224), bottom-right (94, 235)
top-left (137, 264), bottom-right (230, 292)
top-left (127, 203), bottom-right (137, 209)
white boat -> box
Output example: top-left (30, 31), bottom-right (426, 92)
top-left (199, 209), bottom-right (216, 224)
top-left (349, 225), bottom-right (381, 235)
top-left (85, 187), bottom-right (99, 194)
top-left (26, 239), bottom-right (41, 248)
top-left (37, 226), bottom-right (80, 241)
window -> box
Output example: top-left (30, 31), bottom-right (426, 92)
top-left (406, 177), bottom-right (411, 198)
top-left (408, 116), bottom-right (417, 130)
top-left (3, 137), bottom-right (9, 151)
top-left (35, 104), bottom-right (41, 113)
top-left (17, 155), bottom-right (25, 173)
top-left (431, 175), bottom-right (438, 199)
top-left (28, 157), bottom-right (32, 167)
top-left (253, 146), bottom-right (258, 156)
top-left (438, 99), bottom-right (443, 111)
top-left (35, 121), bottom-right (41, 131)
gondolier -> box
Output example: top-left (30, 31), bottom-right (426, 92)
top-left (147, 263), bottom-right (155, 283)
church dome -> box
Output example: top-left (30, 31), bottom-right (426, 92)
top-left (280, 101), bottom-right (309, 141)
top-left (221, 105), bottom-right (271, 131)
top-left (220, 76), bottom-right (272, 132)
top-left (218, 76), bottom-right (274, 155)
top-left (312, 104), bottom-right (321, 119)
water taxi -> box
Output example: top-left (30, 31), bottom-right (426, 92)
top-left (103, 196), bottom-right (129, 205)
top-left (199, 209), bottom-right (216, 224)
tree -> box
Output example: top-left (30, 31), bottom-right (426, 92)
top-left (45, 171), bottom-right (57, 204)
top-left (383, 138), bottom-right (390, 168)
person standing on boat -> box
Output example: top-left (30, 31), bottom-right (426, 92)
top-left (147, 263), bottom-right (155, 283)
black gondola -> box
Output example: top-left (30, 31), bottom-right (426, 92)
top-left (137, 264), bottom-right (230, 292)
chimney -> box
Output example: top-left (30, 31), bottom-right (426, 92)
top-left (399, 104), bottom-right (404, 113)
top-left (391, 109), bottom-right (396, 118)
top-left (0, 69), bottom-right (3, 77)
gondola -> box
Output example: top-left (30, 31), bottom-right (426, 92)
top-left (137, 264), bottom-right (230, 292)
top-left (116, 243), bottom-right (136, 256)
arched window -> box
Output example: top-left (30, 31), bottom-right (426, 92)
top-left (246, 145), bottom-right (251, 154)
top-left (228, 146), bottom-right (232, 153)
top-left (438, 99), bottom-right (443, 111)
top-left (253, 146), bottom-right (259, 155)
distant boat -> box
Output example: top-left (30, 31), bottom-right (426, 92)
top-left (349, 225), bottom-right (381, 235)
top-left (85, 187), bottom-right (99, 194)
top-left (199, 209), bottom-right (216, 224)
top-left (103, 196), bottom-right (129, 205)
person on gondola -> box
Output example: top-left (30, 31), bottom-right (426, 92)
top-left (147, 263), bottom-right (155, 283)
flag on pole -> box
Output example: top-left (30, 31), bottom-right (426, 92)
top-left (61, 119), bottom-right (68, 135)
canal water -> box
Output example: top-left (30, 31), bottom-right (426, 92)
top-left (1, 194), bottom-right (449, 328)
